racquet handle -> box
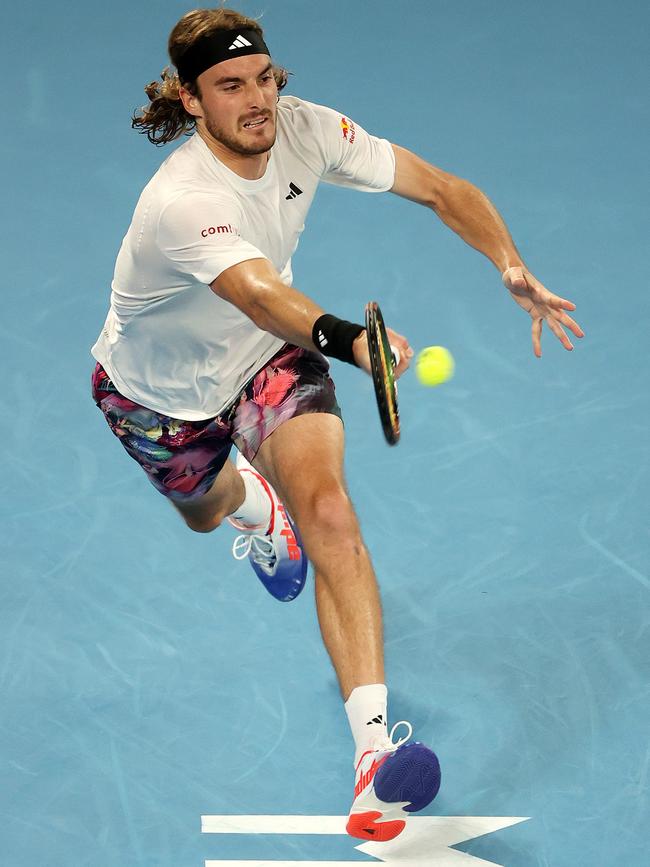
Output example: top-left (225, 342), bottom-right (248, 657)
top-left (390, 346), bottom-right (401, 368)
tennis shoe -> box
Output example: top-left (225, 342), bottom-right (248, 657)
top-left (230, 453), bottom-right (308, 602)
top-left (346, 722), bottom-right (441, 842)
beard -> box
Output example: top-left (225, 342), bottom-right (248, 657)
top-left (204, 113), bottom-right (277, 156)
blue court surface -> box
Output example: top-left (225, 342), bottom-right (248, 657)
top-left (2, 1), bottom-right (648, 865)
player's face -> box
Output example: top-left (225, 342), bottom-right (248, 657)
top-left (194, 55), bottom-right (278, 157)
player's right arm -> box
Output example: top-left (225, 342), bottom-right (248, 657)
top-left (211, 258), bottom-right (324, 351)
top-left (212, 259), bottom-right (411, 376)
top-left (158, 193), bottom-right (327, 353)
top-left (157, 191), bottom-right (410, 372)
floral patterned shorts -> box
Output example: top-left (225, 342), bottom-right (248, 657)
top-left (91, 344), bottom-right (342, 502)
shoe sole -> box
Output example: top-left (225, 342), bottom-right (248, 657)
top-left (375, 743), bottom-right (441, 812)
top-left (346, 810), bottom-right (406, 841)
top-left (260, 516), bottom-right (308, 602)
top-left (347, 743), bottom-right (441, 842)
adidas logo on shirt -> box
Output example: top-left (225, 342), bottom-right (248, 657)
top-left (228, 34), bottom-right (253, 50)
top-left (285, 182), bottom-right (303, 200)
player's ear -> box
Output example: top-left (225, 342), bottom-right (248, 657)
top-left (179, 86), bottom-right (202, 119)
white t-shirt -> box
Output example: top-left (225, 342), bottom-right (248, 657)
top-left (91, 96), bottom-right (395, 420)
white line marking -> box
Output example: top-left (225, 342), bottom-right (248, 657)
top-left (202, 815), bottom-right (530, 866)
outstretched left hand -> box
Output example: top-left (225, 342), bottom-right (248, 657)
top-left (502, 266), bottom-right (584, 357)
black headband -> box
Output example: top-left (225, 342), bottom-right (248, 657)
top-left (176, 29), bottom-right (271, 83)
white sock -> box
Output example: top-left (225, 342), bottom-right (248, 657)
top-left (228, 467), bottom-right (272, 530)
top-left (344, 683), bottom-right (389, 766)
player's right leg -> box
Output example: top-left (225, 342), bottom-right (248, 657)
top-left (164, 458), bottom-right (240, 532)
top-left (91, 361), bottom-right (241, 525)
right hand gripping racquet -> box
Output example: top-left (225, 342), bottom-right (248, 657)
top-left (365, 301), bottom-right (400, 446)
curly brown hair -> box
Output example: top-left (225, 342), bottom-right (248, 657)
top-left (132, 7), bottom-right (289, 146)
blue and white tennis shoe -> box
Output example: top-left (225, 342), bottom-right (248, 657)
top-left (347, 722), bottom-right (441, 841)
top-left (230, 453), bottom-right (308, 602)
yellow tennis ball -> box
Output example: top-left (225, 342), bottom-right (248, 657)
top-left (416, 346), bottom-right (454, 387)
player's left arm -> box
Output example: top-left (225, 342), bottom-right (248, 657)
top-left (389, 144), bottom-right (584, 357)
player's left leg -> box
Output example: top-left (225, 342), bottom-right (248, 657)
top-left (250, 411), bottom-right (384, 698)
top-left (249, 411), bottom-right (441, 841)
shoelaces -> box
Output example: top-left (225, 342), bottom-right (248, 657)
top-left (232, 533), bottom-right (277, 575)
top-left (369, 720), bottom-right (413, 753)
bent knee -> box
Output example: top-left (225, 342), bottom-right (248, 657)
top-left (302, 485), bottom-right (360, 539)
top-left (173, 503), bottom-right (226, 534)
top-left (185, 516), bottom-right (222, 533)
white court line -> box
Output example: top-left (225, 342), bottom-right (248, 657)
top-left (202, 815), bottom-right (530, 866)
top-left (202, 815), bottom-right (345, 834)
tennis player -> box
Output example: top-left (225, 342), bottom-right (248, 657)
top-left (91, 6), bottom-right (583, 841)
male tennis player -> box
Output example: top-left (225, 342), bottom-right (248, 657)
top-left (91, 6), bottom-right (583, 841)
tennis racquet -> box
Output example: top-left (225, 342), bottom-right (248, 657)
top-left (365, 301), bottom-right (400, 446)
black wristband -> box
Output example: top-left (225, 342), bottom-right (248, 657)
top-left (312, 314), bottom-right (365, 365)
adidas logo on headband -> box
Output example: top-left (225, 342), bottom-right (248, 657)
top-left (229, 34), bottom-right (253, 50)
top-left (176, 29), bottom-right (270, 83)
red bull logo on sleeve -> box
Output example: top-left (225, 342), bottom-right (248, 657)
top-left (340, 116), bottom-right (356, 144)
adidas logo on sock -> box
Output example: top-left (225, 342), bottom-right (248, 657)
top-left (228, 34), bottom-right (253, 50)
top-left (317, 330), bottom-right (328, 348)
top-left (285, 182), bottom-right (303, 200)
top-left (366, 714), bottom-right (385, 726)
